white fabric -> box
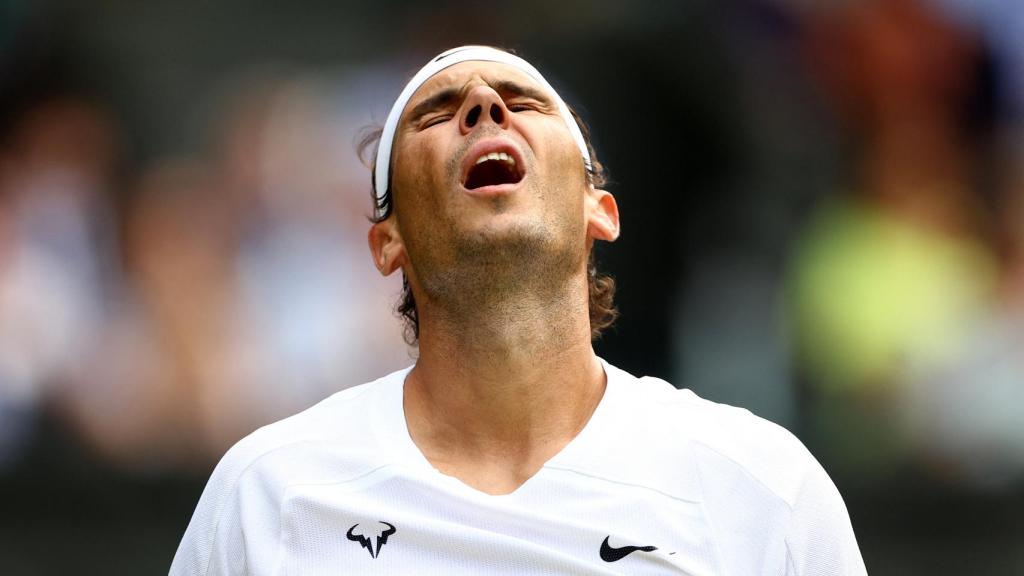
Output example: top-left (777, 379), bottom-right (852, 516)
top-left (374, 46), bottom-right (592, 217)
top-left (170, 360), bottom-right (866, 575)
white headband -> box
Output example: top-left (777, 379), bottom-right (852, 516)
top-left (374, 45), bottom-right (592, 217)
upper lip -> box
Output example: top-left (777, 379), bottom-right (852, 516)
top-left (459, 137), bottom-right (526, 188)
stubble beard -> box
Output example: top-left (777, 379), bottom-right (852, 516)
top-left (403, 174), bottom-right (587, 332)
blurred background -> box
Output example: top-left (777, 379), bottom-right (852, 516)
top-left (1, 0), bottom-right (1022, 573)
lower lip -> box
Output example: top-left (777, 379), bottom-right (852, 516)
top-left (461, 180), bottom-right (523, 198)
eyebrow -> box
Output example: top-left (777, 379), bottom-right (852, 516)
top-left (404, 79), bottom-right (554, 125)
top-left (492, 80), bottom-right (553, 106)
top-left (406, 88), bottom-right (460, 124)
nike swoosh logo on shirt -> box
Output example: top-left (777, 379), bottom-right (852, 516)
top-left (599, 535), bottom-right (658, 562)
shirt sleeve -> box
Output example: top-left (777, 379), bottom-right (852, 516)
top-left (169, 435), bottom-right (286, 576)
top-left (784, 457), bottom-right (867, 576)
top-left (169, 452), bottom-right (252, 576)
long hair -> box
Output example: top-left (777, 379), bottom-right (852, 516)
top-left (358, 105), bottom-right (617, 345)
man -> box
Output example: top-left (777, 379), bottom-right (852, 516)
top-left (171, 46), bottom-right (866, 575)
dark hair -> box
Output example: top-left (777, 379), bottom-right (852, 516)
top-left (358, 104), bottom-right (617, 345)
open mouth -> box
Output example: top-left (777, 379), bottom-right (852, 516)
top-left (464, 151), bottom-right (524, 190)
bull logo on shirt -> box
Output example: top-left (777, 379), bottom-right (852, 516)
top-left (347, 521), bottom-right (396, 558)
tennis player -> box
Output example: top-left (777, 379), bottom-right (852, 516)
top-left (170, 46), bottom-right (866, 575)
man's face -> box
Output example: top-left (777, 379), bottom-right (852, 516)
top-left (368, 58), bottom-right (618, 313)
top-left (388, 61), bottom-right (592, 281)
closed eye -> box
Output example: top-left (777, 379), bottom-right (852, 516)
top-left (422, 114), bottom-right (453, 129)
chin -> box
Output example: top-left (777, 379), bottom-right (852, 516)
top-left (462, 215), bottom-right (552, 250)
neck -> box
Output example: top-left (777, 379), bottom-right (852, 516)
top-left (403, 270), bottom-right (606, 494)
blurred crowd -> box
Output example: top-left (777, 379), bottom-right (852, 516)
top-left (671, 0), bottom-right (1024, 492)
top-left (1, 0), bottom-right (1023, 498)
top-left (0, 73), bottom-right (411, 472)
top-left (787, 0), bottom-right (1024, 489)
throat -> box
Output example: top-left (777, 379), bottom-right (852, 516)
top-left (421, 445), bottom-right (559, 496)
top-left (402, 352), bottom-right (607, 496)
top-left (415, 246), bottom-right (591, 362)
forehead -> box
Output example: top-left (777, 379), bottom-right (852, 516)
top-left (403, 60), bottom-right (550, 115)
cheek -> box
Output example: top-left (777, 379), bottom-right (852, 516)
top-left (547, 131), bottom-right (591, 229)
top-left (391, 136), bottom-right (460, 254)
top-left (540, 122), bottom-right (586, 185)
top-left (392, 138), bottom-right (445, 213)
top-left (540, 132), bottom-right (588, 208)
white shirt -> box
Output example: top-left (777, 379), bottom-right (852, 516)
top-left (170, 360), bottom-right (866, 575)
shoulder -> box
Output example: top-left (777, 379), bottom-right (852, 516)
top-left (212, 364), bottom-right (414, 496)
top-left (604, 363), bottom-right (814, 508)
top-left (601, 362), bottom-right (865, 575)
top-left (227, 376), bottom-right (391, 467)
top-left (169, 367), bottom-right (412, 576)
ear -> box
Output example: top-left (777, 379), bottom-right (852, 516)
top-left (368, 217), bottom-right (407, 276)
top-left (585, 188), bottom-right (620, 242)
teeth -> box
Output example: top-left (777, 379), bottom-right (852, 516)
top-left (474, 151), bottom-right (516, 166)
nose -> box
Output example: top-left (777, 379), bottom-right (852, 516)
top-left (459, 86), bottom-right (511, 134)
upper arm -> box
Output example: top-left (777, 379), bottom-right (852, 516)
top-left (784, 458), bottom-right (867, 576)
top-left (169, 438), bottom-right (287, 576)
top-left (169, 454), bottom-right (251, 576)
